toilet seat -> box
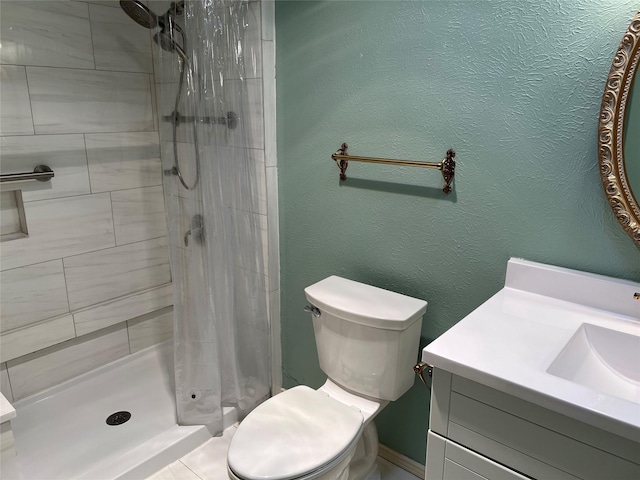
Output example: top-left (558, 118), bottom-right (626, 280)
top-left (227, 386), bottom-right (364, 480)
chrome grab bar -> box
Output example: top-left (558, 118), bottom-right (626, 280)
top-left (162, 111), bottom-right (238, 129)
top-left (0, 165), bottom-right (55, 184)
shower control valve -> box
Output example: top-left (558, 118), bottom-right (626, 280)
top-left (184, 214), bottom-right (204, 247)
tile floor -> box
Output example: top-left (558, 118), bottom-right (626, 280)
top-left (148, 425), bottom-right (421, 480)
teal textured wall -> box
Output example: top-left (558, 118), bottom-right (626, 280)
top-left (276, 0), bottom-right (640, 463)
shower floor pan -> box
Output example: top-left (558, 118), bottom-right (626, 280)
top-left (4, 342), bottom-right (232, 480)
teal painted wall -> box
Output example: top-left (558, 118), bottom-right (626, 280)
top-left (276, 0), bottom-right (640, 463)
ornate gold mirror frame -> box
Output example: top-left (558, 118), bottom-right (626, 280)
top-left (598, 11), bottom-right (640, 247)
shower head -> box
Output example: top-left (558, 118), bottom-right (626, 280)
top-left (119, 0), bottom-right (158, 29)
top-left (121, 0), bottom-right (187, 62)
top-left (154, 31), bottom-right (188, 63)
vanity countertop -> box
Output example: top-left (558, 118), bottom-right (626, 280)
top-left (422, 258), bottom-right (640, 443)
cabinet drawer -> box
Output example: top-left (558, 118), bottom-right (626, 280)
top-left (444, 459), bottom-right (485, 480)
top-left (430, 370), bottom-right (640, 480)
top-left (445, 440), bottom-right (528, 480)
top-left (428, 431), bottom-right (528, 480)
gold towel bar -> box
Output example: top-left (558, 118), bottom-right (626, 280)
top-left (331, 143), bottom-right (456, 194)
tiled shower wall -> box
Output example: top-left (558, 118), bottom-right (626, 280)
top-left (261, 1), bottom-right (281, 394)
top-left (0, 0), bottom-right (279, 402)
top-left (151, 0), bottom-right (281, 392)
top-left (0, 0), bottom-right (172, 402)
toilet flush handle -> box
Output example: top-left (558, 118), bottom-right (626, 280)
top-left (304, 305), bottom-right (321, 318)
top-left (414, 362), bottom-right (433, 391)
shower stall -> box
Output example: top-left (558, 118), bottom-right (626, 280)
top-left (140, 0), bottom-right (272, 433)
top-left (0, 0), bottom-right (277, 477)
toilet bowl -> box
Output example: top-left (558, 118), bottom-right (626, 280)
top-left (227, 276), bottom-right (427, 480)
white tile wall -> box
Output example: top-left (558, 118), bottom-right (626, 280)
top-left (128, 307), bottom-right (173, 353)
top-left (85, 131), bottom-right (162, 193)
top-left (225, 78), bottom-right (265, 150)
top-left (269, 288), bottom-right (281, 392)
top-left (74, 283), bottom-right (173, 336)
top-left (151, 76), bottom-right (160, 131)
top-left (63, 236), bottom-right (171, 310)
top-left (0, 193), bottom-right (115, 271)
top-left (6, 323), bottom-right (130, 400)
top-left (167, 244), bottom-right (208, 329)
top-left (0, 0), bottom-right (170, 394)
top-left (0, 1), bottom-right (94, 69)
top-left (260, 0), bottom-right (280, 392)
top-left (0, 315), bottom-right (76, 363)
top-left (234, 267), bottom-right (269, 334)
top-left (89, 3), bottom-right (154, 73)
top-left (265, 167), bottom-right (279, 292)
top-left (233, 211), bottom-right (268, 275)
top-left (0, 364), bottom-right (13, 403)
top-left (261, 1), bottom-right (274, 41)
top-left (0, 135), bottom-right (91, 202)
top-left (262, 40), bottom-right (277, 168)
top-left (244, 2), bottom-right (263, 79)
top-left (0, 0), bottom-right (278, 398)
top-left (112, 186), bottom-right (168, 245)
top-left (27, 67), bottom-right (154, 134)
top-left (248, 148), bottom-right (267, 216)
top-left (0, 66), bottom-right (34, 136)
top-left (0, 260), bottom-right (70, 332)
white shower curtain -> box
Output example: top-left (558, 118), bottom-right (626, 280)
top-left (154, 0), bottom-right (270, 434)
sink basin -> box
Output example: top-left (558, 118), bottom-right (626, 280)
top-left (547, 323), bottom-right (640, 404)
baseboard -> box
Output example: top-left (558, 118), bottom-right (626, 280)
top-left (378, 444), bottom-right (425, 478)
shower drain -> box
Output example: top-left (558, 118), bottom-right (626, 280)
top-left (106, 411), bottom-right (131, 426)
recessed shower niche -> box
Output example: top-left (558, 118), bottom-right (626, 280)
top-left (0, 189), bottom-right (28, 242)
top-left (0, 165), bottom-right (55, 242)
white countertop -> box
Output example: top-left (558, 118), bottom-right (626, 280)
top-left (1, 391), bottom-right (16, 423)
top-left (422, 258), bottom-right (640, 443)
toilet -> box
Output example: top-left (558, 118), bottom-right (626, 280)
top-left (227, 275), bottom-right (427, 480)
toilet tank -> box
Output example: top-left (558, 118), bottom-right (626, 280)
top-left (305, 276), bottom-right (427, 401)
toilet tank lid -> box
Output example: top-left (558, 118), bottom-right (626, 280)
top-left (305, 276), bottom-right (427, 330)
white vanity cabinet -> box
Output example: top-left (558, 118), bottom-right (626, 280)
top-left (421, 259), bottom-right (640, 480)
top-left (425, 369), bottom-right (640, 480)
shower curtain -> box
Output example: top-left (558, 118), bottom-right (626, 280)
top-left (153, 0), bottom-right (270, 434)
